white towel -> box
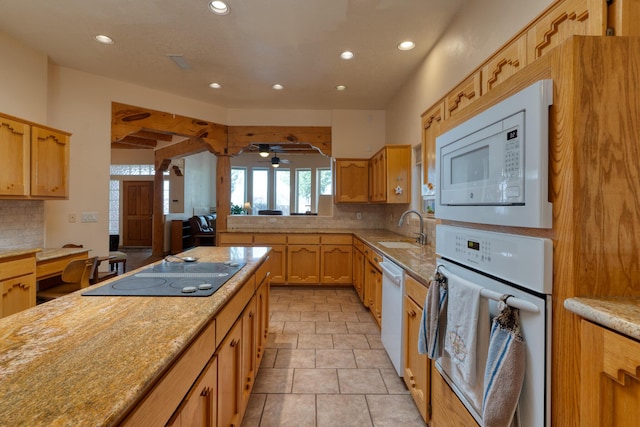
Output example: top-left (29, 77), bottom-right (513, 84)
top-left (482, 300), bottom-right (526, 427)
top-left (418, 273), bottom-right (448, 359)
top-left (444, 272), bottom-right (483, 385)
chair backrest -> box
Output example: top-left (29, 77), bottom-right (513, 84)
top-left (63, 243), bottom-right (83, 248)
top-left (62, 257), bottom-right (97, 289)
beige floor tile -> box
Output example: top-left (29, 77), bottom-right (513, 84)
top-left (366, 394), bottom-right (427, 426)
top-left (329, 311), bottom-right (359, 322)
top-left (346, 321), bottom-right (381, 335)
top-left (357, 312), bottom-right (377, 322)
top-left (261, 348), bottom-right (278, 368)
top-left (315, 321), bottom-right (348, 334)
top-left (266, 333), bottom-right (298, 349)
top-left (283, 321), bottom-right (316, 334)
top-left (269, 302), bottom-right (290, 311)
top-left (315, 349), bottom-right (357, 368)
top-left (288, 302), bottom-right (317, 312)
top-left (315, 303), bottom-right (343, 312)
top-left (241, 393), bottom-right (266, 427)
top-left (325, 295), bottom-right (353, 304)
top-left (313, 288), bottom-right (339, 296)
top-left (271, 311), bottom-right (302, 321)
top-left (300, 311), bottom-right (329, 322)
top-left (341, 303), bottom-right (368, 313)
top-left (260, 394), bottom-right (317, 427)
top-left (316, 394), bottom-right (373, 427)
top-left (337, 368), bottom-right (388, 394)
top-left (301, 295), bottom-right (328, 304)
top-left (354, 349), bottom-right (395, 369)
top-left (292, 368), bottom-right (339, 393)
top-left (379, 368), bottom-right (410, 394)
top-left (366, 334), bottom-right (385, 349)
top-left (253, 368), bottom-right (294, 393)
top-left (332, 334), bottom-right (371, 349)
top-left (297, 334), bottom-right (334, 349)
top-left (269, 321), bottom-right (285, 333)
top-left (274, 349), bottom-right (316, 368)
top-left (276, 295), bottom-right (305, 303)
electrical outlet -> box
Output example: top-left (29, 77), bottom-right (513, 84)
top-left (268, 218), bottom-right (277, 223)
top-left (68, 213), bottom-right (77, 223)
top-left (356, 212), bottom-right (362, 220)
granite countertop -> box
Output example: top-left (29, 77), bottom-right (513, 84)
top-left (35, 247), bottom-right (89, 261)
top-left (0, 246), bottom-right (269, 426)
top-left (0, 248), bottom-right (40, 260)
top-left (565, 296), bottom-right (640, 341)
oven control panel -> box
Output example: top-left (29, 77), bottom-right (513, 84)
top-left (436, 225), bottom-right (552, 294)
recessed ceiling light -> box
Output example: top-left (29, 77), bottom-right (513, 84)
top-left (397, 41), bottom-right (415, 51)
top-left (208, 1), bottom-right (229, 15)
top-left (272, 84), bottom-right (284, 90)
top-left (340, 51), bottom-right (354, 60)
top-left (336, 85), bottom-right (347, 91)
top-left (209, 82), bottom-right (221, 89)
top-left (94, 34), bottom-right (114, 44)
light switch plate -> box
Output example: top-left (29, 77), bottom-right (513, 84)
top-left (81, 212), bottom-right (98, 223)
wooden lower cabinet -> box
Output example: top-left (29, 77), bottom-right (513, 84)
top-left (255, 272), bottom-right (270, 368)
top-left (352, 246), bottom-right (365, 302)
top-left (580, 320), bottom-right (640, 427)
top-left (431, 364), bottom-right (479, 427)
top-left (168, 357), bottom-right (218, 427)
top-left (403, 275), bottom-right (430, 422)
top-left (241, 297), bottom-right (257, 413)
top-left (364, 259), bottom-right (382, 326)
top-left (320, 244), bottom-right (352, 284)
top-left (0, 254), bottom-right (36, 319)
top-left (254, 235), bottom-right (286, 284)
top-left (287, 244), bottom-right (320, 284)
top-left (217, 319), bottom-right (243, 427)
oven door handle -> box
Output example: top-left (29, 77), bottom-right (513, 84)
top-left (438, 265), bottom-right (540, 313)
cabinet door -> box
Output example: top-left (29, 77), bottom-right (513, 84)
top-left (30, 126), bottom-right (70, 198)
top-left (287, 245), bottom-right (320, 283)
top-left (369, 149), bottom-right (386, 202)
top-left (403, 295), bottom-right (429, 422)
top-left (334, 159), bottom-right (369, 203)
top-left (241, 297), bottom-right (257, 415)
top-left (217, 320), bottom-right (243, 427)
top-left (320, 245), bottom-right (353, 284)
top-left (421, 103), bottom-right (444, 190)
top-left (1, 274), bottom-right (36, 318)
top-left (352, 247), bottom-right (365, 302)
top-left (482, 34), bottom-right (528, 95)
top-left (581, 320), bottom-right (640, 427)
top-left (254, 240), bottom-right (285, 283)
top-left (444, 72), bottom-right (481, 121)
top-left (431, 363), bottom-right (479, 427)
top-left (0, 115), bottom-right (30, 197)
top-left (384, 145), bottom-right (412, 204)
top-left (169, 357), bottom-right (218, 427)
top-left (364, 260), bottom-right (382, 327)
top-left (255, 274), bottom-right (270, 370)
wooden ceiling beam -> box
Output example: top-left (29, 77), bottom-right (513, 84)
top-left (117, 135), bottom-right (158, 148)
top-left (154, 138), bottom-right (210, 170)
top-left (132, 130), bottom-right (174, 142)
top-left (227, 125), bottom-right (332, 156)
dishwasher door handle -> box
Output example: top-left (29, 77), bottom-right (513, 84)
top-left (379, 262), bottom-right (403, 285)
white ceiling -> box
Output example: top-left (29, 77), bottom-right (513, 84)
top-left (0, 0), bottom-right (467, 110)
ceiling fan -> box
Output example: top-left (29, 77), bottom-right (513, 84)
top-left (258, 151), bottom-right (291, 168)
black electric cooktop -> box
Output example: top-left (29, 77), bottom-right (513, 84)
top-left (82, 261), bottom-right (245, 297)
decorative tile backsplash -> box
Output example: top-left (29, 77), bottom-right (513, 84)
top-left (0, 200), bottom-right (44, 249)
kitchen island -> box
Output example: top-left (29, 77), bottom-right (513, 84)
top-left (0, 245), bottom-right (270, 426)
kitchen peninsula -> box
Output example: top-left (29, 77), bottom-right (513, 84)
top-left (0, 245), bottom-right (271, 426)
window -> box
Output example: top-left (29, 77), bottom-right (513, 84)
top-left (252, 169), bottom-right (268, 212)
top-left (318, 168), bottom-right (332, 195)
top-left (275, 169), bottom-right (291, 214)
top-left (296, 169), bottom-right (311, 213)
top-left (231, 167), bottom-right (247, 209)
top-left (109, 180), bottom-right (120, 234)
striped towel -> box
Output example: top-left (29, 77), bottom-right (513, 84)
top-left (418, 272), bottom-right (448, 359)
top-left (482, 299), bottom-right (526, 427)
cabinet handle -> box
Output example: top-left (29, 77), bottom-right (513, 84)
top-left (230, 339), bottom-right (238, 347)
top-left (409, 309), bottom-right (416, 317)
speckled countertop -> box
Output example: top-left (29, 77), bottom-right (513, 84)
top-left (0, 248), bottom-right (40, 260)
top-left (565, 297), bottom-right (640, 341)
top-left (0, 246), bottom-right (269, 426)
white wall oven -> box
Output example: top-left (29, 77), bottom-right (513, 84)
top-left (435, 79), bottom-right (553, 228)
top-left (435, 225), bottom-right (552, 426)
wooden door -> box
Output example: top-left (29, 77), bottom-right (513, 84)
top-left (123, 181), bottom-right (154, 246)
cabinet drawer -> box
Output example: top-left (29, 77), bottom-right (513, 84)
top-left (364, 245), bottom-right (382, 268)
top-left (218, 233), bottom-right (253, 246)
top-left (405, 274), bottom-right (428, 309)
top-left (321, 234), bottom-right (352, 245)
top-left (254, 234), bottom-right (287, 245)
top-left (353, 238), bottom-right (364, 252)
top-left (288, 234), bottom-right (320, 245)
top-left (0, 256), bottom-right (35, 281)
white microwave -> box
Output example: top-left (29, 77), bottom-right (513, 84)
top-left (435, 79), bottom-right (553, 228)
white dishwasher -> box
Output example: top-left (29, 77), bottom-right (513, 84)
top-left (379, 257), bottom-right (405, 376)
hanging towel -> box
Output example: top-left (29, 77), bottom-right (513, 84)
top-left (482, 297), bottom-right (526, 427)
top-left (418, 272), bottom-right (448, 359)
top-left (444, 272), bottom-right (483, 385)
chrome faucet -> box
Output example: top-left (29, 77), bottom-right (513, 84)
top-left (398, 209), bottom-right (427, 245)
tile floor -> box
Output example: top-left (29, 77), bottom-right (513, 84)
top-left (241, 286), bottom-right (427, 427)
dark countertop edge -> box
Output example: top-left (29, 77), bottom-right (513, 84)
top-left (564, 296), bottom-right (640, 341)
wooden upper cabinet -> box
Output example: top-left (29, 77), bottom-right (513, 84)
top-left (482, 34), bottom-right (528, 95)
top-left (608, 0), bottom-right (640, 36)
top-left (421, 102), bottom-right (444, 189)
top-left (444, 72), bottom-right (481, 121)
top-left (0, 115), bottom-right (30, 197)
top-left (334, 159), bottom-right (369, 203)
top-left (526, 0), bottom-right (606, 61)
top-left (369, 145), bottom-right (411, 204)
top-left (30, 125), bottom-right (70, 198)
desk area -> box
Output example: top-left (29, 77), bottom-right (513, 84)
top-left (35, 247), bottom-right (90, 281)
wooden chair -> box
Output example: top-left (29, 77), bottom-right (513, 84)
top-left (37, 257), bottom-right (98, 302)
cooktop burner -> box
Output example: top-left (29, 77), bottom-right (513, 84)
top-left (82, 261), bottom-right (245, 297)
